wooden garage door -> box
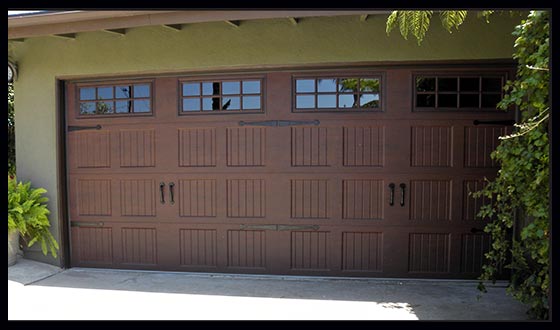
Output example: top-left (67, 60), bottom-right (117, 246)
top-left (66, 66), bottom-right (514, 278)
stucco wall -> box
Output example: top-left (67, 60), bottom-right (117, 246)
top-left (9, 13), bottom-right (522, 266)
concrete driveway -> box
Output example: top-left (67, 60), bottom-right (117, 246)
top-left (8, 258), bottom-right (528, 320)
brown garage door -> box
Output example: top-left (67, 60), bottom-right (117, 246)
top-left (65, 66), bottom-right (514, 278)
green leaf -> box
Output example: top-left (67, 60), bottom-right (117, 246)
top-left (412, 11), bottom-right (433, 45)
top-left (386, 11), bottom-right (399, 35)
top-left (399, 11), bottom-right (412, 40)
top-left (440, 11), bottom-right (468, 33)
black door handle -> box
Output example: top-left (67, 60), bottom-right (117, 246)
top-left (169, 182), bottom-right (175, 205)
top-left (159, 182), bottom-right (166, 204)
top-left (388, 183), bottom-right (395, 206)
top-left (399, 183), bottom-right (406, 207)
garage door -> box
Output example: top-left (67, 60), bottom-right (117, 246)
top-left (65, 66), bottom-right (514, 278)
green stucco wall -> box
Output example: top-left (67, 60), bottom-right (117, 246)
top-left (9, 13), bottom-right (522, 266)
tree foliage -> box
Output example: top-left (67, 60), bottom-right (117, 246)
top-left (387, 10), bottom-right (471, 44)
top-left (386, 10), bottom-right (497, 45)
top-left (386, 10), bottom-right (550, 319)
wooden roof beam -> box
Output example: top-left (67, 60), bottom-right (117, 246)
top-left (52, 33), bottom-right (76, 40)
top-left (104, 28), bottom-right (127, 36)
top-left (224, 20), bottom-right (240, 28)
top-left (162, 24), bottom-right (183, 31)
top-left (288, 17), bottom-right (299, 25)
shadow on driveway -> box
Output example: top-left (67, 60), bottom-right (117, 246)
top-left (8, 259), bottom-right (528, 320)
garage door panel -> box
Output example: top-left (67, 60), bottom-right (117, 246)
top-left (226, 127), bottom-right (267, 167)
top-left (408, 232), bottom-right (451, 273)
top-left (290, 179), bottom-right (329, 219)
top-left (120, 227), bottom-right (158, 265)
top-left (75, 178), bottom-right (113, 217)
top-left (341, 231), bottom-right (383, 272)
top-left (460, 233), bottom-right (492, 274)
top-left (342, 179), bottom-right (384, 220)
top-left (462, 179), bottom-right (493, 223)
top-left (290, 231), bottom-right (330, 271)
top-left (227, 179), bottom-right (266, 218)
top-left (67, 68), bottom-right (514, 278)
top-left (464, 125), bottom-right (511, 168)
top-left (119, 178), bottom-right (157, 217)
top-left (179, 228), bottom-right (218, 268)
top-left (71, 226), bottom-right (114, 266)
top-left (118, 129), bottom-right (156, 168)
top-left (178, 127), bottom-right (217, 167)
top-left (410, 126), bottom-right (453, 168)
top-left (343, 126), bottom-right (385, 167)
top-left (291, 127), bottom-right (330, 167)
top-left (409, 179), bottom-right (452, 222)
top-left (227, 230), bottom-right (267, 269)
top-left (72, 131), bottom-right (112, 169)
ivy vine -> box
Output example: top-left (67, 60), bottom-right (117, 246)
top-left (474, 10), bottom-right (549, 320)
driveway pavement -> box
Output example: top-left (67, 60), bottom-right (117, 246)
top-left (8, 258), bottom-right (528, 320)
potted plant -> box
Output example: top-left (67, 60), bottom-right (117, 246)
top-left (8, 175), bottom-right (59, 266)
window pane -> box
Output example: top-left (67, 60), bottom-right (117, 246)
top-left (460, 78), bottom-right (479, 92)
top-left (416, 94), bottom-right (435, 107)
top-left (438, 78), bottom-right (457, 92)
top-left (116, 86), bottom-right (131, 99)
top-left (338, 78), bottom-right (358, 92)
top-left (360, 79), bottom-right (380, 92)
top-left (222, 81), bottom-right (240, 95)
top-left (222, 97), bottom-right (240, 110)
top-left (317, 79), bottom-right (336, 92)
top-left (80, 88), bottom-right (96, 101)
top-left (360, 94), bottom-right (379, 108)
top-left (416, 77), bottom-right (435, 92)
top-left (296, 79), bottom-right (315, 93)
top-left (338, 94), bottom-right (359, 108)
top-left (481, 94), bottom-right (502, 108)
top-left (183, 98), bottom-right (200, 111)
top-left (202, 97), bottom-right (220, 111)
top-left (482, 78), bottom-right (502, 92)
top-left (242, 96), bottom-right (261, 110)
top-left (96, 101), bottom-right (114, 114)
top-left (317, 94), bottom-right (336, 108)
top-left (183, 83), bottom-right (200, 96)
top-left (98, 87), bottom-right (113, 100)
top-left (134, 84), bottom-right (150, 98)
top-left (79, 102), bottom-right (96, 114)
top-left (242, 80), bottom-right (261, 94)
top-left (133, 99), bottom-right (151, 113)
top-left (115, 100), bottom-right (131, 113)
top-left (438, 94), bottom-right (457, 107)
top-left (459, 94), bottom-right (479, 108)
top-left (296, 95), bottom-right (315, 108)
top-left (203, 82), bottom-right (220, 96)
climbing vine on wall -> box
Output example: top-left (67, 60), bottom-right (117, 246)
top-left (474, 10), bottom-right (549, 320)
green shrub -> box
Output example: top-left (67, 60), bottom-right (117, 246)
top-left (8, 175), bottom-right (59, 257)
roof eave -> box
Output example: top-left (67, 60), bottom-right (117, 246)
top-left (8, 10), bottom-right (391, 40)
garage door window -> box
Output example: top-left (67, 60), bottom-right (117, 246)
top-left (78, 83), bottom-right (152, 116)
top-left (180, 79), bottom-right (263, 114)
top-left (294, 76), bottom-right (382, 112)
top-left (414, 75), bottom-right (505, 111)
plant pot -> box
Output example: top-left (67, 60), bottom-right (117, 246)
top-left (8, 229), bottom-right (19, 266)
